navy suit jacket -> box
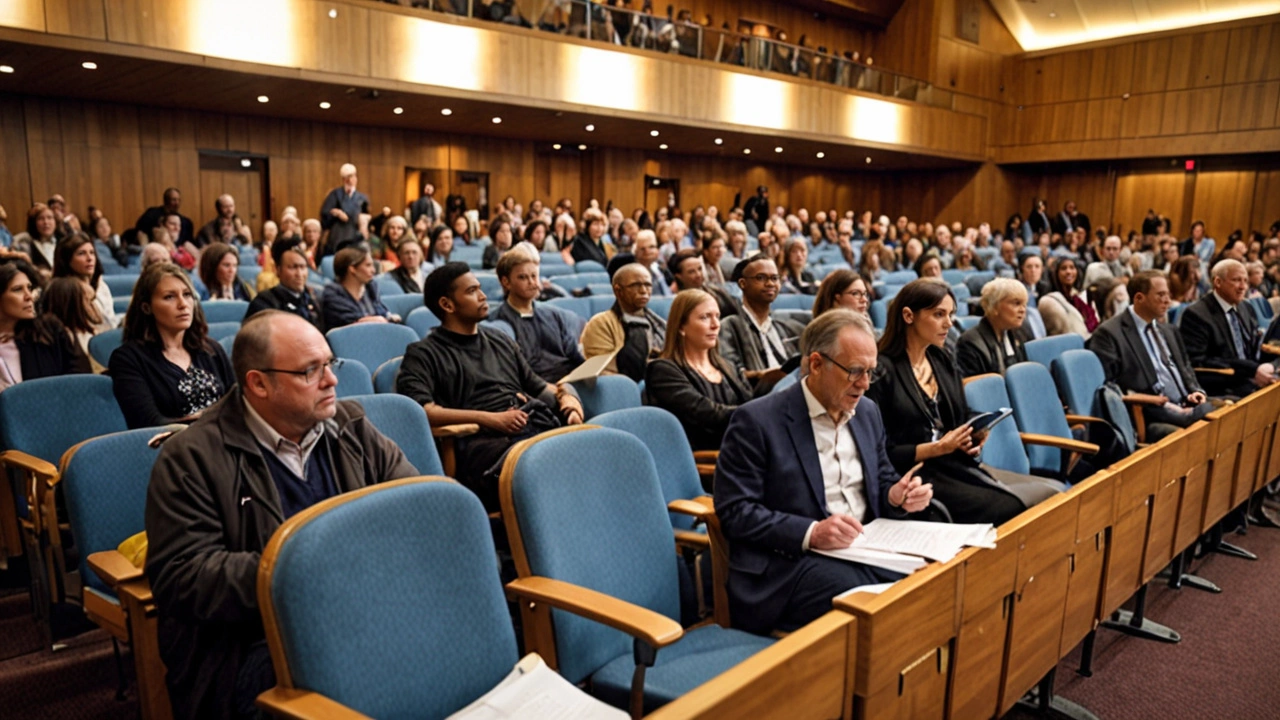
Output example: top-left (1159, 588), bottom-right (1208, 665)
top-left (714, 381), bottom-right (902, 633)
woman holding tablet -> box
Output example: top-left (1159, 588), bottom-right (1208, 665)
top-left (866, 279), bottom-right (1062, 524)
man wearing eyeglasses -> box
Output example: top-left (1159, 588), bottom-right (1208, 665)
top-left (581, 259), bottom-right (668, 381)
top-left (145, 310), bottom-right (417, 719)
top-left (718, 256), bottom-right (806, 389)
top-left (715, 309), bottom-right (934, 636)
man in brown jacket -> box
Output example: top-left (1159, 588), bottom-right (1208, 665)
top-left (144, 311), bottom-right (417, 719)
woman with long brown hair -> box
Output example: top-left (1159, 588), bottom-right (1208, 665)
top-left (0, 260), bottom-right (88, 391)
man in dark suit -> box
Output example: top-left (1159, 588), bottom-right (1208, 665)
top-left (245, 240), bottom-right (323, 331)
top-left (715, 309), bottom-right (933, 635)
top-left (1051, 200), bottom-right (1091, 237)
top-left (1181, 259), bottom-right (1278, 397)
top-left (1088, 271), bottom-right (1213, 435)
top-left (132, 187), bottom-right (193, 248)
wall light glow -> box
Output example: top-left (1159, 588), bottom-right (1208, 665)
top-left (188, 0), bottom-right (298, 67)
top-left (394, 20), bottom-right (485, 91)
top-left (846, 96), bottom-right (904, 145)
top-left (562, 46), bottom-right (645, 111)
top-left (721, 74), bottom-right (792, 130)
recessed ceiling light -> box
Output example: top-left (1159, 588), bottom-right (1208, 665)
top-left (585, 124), bottom-right (595, 132)
top-left (714, 138), bottom-right (723, 145)
top-left (743, 148), bottom-right (751, 155)
top-left (81, 61), bottom-right (97, 70)
top-left (650, 130), bottom-right (660, 137)
top-left (440, 108), bottom-right (452, 116)
top-left (775, 146), bottom-right (784, 153)
top-left (240, 158), bottom-right (252, 168)
top-left (319, 101), bottom-right (331, 109)
top-left (552, 143), bottom-right (562, 150)
top-left (578, 144), bottom-right (587, 150)
top-left (652, 179), bottom-right (661, 186)
top-left (1048, 11), bottom-right (1056, 18)
top-left (328, 8), bottom-right (338, 18)
top-left (393, 107), bottom-right (404, 115)
top-left (816, 152), bottom-right (825, 159)
top-left (659, 143), bottom-right (668, 149)
top-left (492, 117), bottom-right (502, 124)
top-left (257, 95), bottom-right (269, 103)
top-left (0, 65), bottom-right (13, 74)
top-left (865, 156), bottom-right (872, 164)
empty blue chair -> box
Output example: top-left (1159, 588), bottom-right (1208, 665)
top-left (1005, 363), bottom-right (1100, 478)
top-left (1246, 296), bottom-right (1272, 322)
top-left (500, 427), bottom-right (774, 713)
top-left (556, 272), bottom-right (610, 291)
top-left (320, 256), bottom-right (336, 280)
top-left (771, 369), bottom-right (800, 393)
top-left (589, 295), bottom-right (618, 315)
top-left (575, 260), bottom-right (606, 274)
top-left (257, 479), bottom-right (522, 719)
top-left (963, 374), bottom-right (1034, 475)
top-left (541, 251), bottom-right (567, 265)
top-left (569, 375), bottom-right (642, 420)
top-left (1052, 349), bottom-right (1141, 450)
top-left (220, 334), bottom-right (236, 357)
top-left (956, 316), bottom-right (980, 331)
top-left (870, 299), bottom-right (887, 329)
top-left (373, 357), bottom-right (402, 394)
top-left (941, 269), bottom-right (966, 285)
top-left (547, 296), bottom-right (593, 323)
top-left (647, 296), bottom-right (675, 320)
top-left (772, 295), bottom-right (811, 311)
top-left (541, 264), bottom-right (576, 278)
top-left (950, 284), bottom-right (971, 317)
top-left (405, 307), bottom-right (440, 338)
top-left (113, 296), bottom-right (132, 315)
top-left (382, 293), bottom-right (423, 320)
top-left (451, 245), bottom-right (484, 269)
top-left (965, 271), bottom-right (996, 297)
top-left (1024, 334), bottom-right (1084, 369)
top-left (88, 328), bottom-right (125, 367)
top-left (1024, 306), bottom-right (1047, 339)
top-left (474, 274), bottom-right (504, 301)
top-left (201, 300), bottom-right (249, 323)
top-left (591, 407), bottom-right (707, 534)
top-left (237, 266), bottom-right (262, 287)
top-left (332, 359), bottom-right (374, 398)
top-left (882, 270), bottom-right (917, 285)
top-left (326, 324), bottom-right (420, 384)
top-left (374, 276), bottom-right (407, 297)
top-left (350, 394), bottom-right (443, 476)
top-left (103, 274), bottom-right (138, 297)
top-left (880, 284), bottom-right (903, 301)
top-left (206, 321), bottom-right (240, 342)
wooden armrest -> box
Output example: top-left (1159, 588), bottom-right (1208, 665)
top-left (673, 529), bottom-right (710, 549)
top-left (1194, 367), bottom-right (1234, 376)
top-left (1019, 432), bottom-right (1100, 455)
top-left (87, 550), bottom-right (144, 587)
top-left (1065, 414), bottom-right (1107, 425)
top-left (1123, 393), bottom-right (1167, 405)
top-left (506, 576), bottom-right (683, 649)
top-left (0, 449), bottom-right (58, 482)
top-left (668, 496), bottom-right (714, 521)
top-left (431, 423), bottom-right (480, 439)
top-left (257, 687), bottom-right (370, 720)
top-left (118, 578), bottom-right (154, 605)
top-left (1262, 343), bottom-right (1280, 356)
top-left (692, 450), bottom-right (720, 464)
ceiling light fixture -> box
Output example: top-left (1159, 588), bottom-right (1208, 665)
top-left (81, 61), bottom-right (97, 70)
top-left (240, 158), bottom-right (252, 168)
top-left (553, 143), bottom-right (562, 150)
top-left (328, 8), bottom-right (338, 18)
top-left (743, 148), bottom-right (751, 155)
top-left (257, 95), bottom-right (269, 103)
top-left (393, 106), bottom-right (404, 115)
top-left (440, 108), bottom-right (453, 116)
top-left (585, 124), bottom-right (595, 132)
top-left (659, 143), bottom-right (668, 149)
top-left (492, 117), bottom-right (502, 124)
top-left (319, 101), bottom-right (331, 109)
top-left (816, 152), bottom-right (825, 159)
top-left (578, 144), bottom-right (587, 150)
top-left (865, 156), bottom-right (872, 164)
top-left (0, 65), bottom-right (12, 74)
top-left (650, 130), bottom-right (660, 137)
top-left (774, 146), bottom-right (783, 153)
top-left (714, 138), bottom-right (723, 145)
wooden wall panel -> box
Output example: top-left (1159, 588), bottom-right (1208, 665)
top-left (1192, 170), bottom-right (1258, 239)
top-left (1250, 169), bottom-right (1280, 232)
top-left (1112, 171), bottom-right (1186, 238)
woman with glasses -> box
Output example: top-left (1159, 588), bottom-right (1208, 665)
top-left (110, 263), bottom-right (233, 428)
top-left (812, 269), bottom-right (872, 322)
top-left (866, 279), bottom-right (1059, 525)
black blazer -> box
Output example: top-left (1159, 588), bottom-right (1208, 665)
top-left (644, 358), bottom-right (752, 451)
top-left (1180, 294), bottom-right (1270, 395)
top-left (866, 346), bottom-right (972, 474)
top-left (15, 318), bottom-right (91, 380)
top-left (246, 285), bottom-right (323, 332)
top-left (956, 317), bottom-right (1027, 378)
top-left (388, 266), bottom-right (424, 295)
top-left (1088, 311), bottom-right (1202, 398)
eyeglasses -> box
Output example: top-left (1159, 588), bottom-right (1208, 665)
top-left (746, 274), bottom-right (781, 284)
top-left (840, 290), bottom-right (869, 300)
top-left (819, 353), bottom-right (872, 383)
top-left (618, 281), bottom-right (652, 292)
top-left (258, 358), bottom-right (343, 385)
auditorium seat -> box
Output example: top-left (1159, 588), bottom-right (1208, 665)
top-left (481, 318), bottom-right (516, 339)
top-left (546, 296), bottom-right (593, 322)
top-left (553, 272), bottom-right (610, 292)
top-left (405, 307), bottom-right (441, 338)
top-left (575, 259), bottom-right (606, 273)
top-left (382, 293), bottom-right (424, 319)
top-left (332, 359), bottom-right (374, 398)
top-left (964, 271), bottom-right (996, 296)
top-left (1024, 334), bottom-right (1084, 369)
top-left (1024, 306), bottom-right (1047, 339)
top-left (88, 328), bottom-right (125, 368)
top-left (881, 270), bottom-right (917, 284)
top-left (200, 300), bottom-right (249, 324)
top-left (103, 274), bottom-right (139, 297)
top-left (771, 295), bottom-right (812, 311)
top-left (220, 334), bottom-right (236, 357)
top-left (647, 296), bottom-right (675, 320)
top-left (326, 324), bottom-right (420, 381)
top-left (374, 276), bottom-right (407, 297)
top-left (372, 357), bottom-right (402, 394)
top-left (1005, 363), bottom-right (1101, 479)
top-left (205, 321), bottom-right (241, 343)
top-left (499, 426), bottom-right (774, 714)
top-left (320, 256), bottom-right (336, 280)
top-left (350, 394), bottom-right (444, 476)
top-left (1052, 349), bottom-right (1157, 446)
top-left (570, 375), bottom-right (641, 419)
top-left (869, 299), bottom-right (887, 329)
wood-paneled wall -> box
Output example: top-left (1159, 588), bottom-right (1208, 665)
top-left (999, 19), bottom-right (1280, 163)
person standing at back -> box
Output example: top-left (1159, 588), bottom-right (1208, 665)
top-left (318, 163), bottom-right (370, 257)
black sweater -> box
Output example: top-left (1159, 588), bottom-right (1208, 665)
top-left (109, 339), bottom-right (234, 428)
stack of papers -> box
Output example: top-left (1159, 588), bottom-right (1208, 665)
top-left (814, 519), bottom-right (997, 574)
top-left (448, 654), bottom-right (628, 720)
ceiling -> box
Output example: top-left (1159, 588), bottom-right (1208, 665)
top-left (988, 0), bottom-right (1280, 52)
top-left (0, 40), bottom-right (973, 171)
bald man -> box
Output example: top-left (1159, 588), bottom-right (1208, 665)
top-left (580, 262), bottom-right (668, 380)
top-left (318, 162), bottom-right (370, 256)
top-left (196, 193), bottom-right (243, 248)
top-left (145, 311), bottom-right (416, 719)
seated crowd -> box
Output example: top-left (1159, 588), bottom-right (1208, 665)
top-left (2, 176), bottom-right (1280, 720)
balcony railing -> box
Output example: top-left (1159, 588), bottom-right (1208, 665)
top-left (377, 0), bottom-right (955, 110)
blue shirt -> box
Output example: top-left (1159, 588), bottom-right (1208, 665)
top-left (1129, 307), bottom-right (1186, 401)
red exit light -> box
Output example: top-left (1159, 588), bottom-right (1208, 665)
top-left (1185, 159), bottom-right (1196, 171)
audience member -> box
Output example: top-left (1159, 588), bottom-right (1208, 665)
top-left (701, 233), bottom-right (728, 288)
top-left (1181, 258), bottom-right (1278, 397)
top-left (427, 224), bottom-right (455, 266)
top-left (319, 163), bottom-right (370, 256)
top-left (145, 311), bottom-right (416, 719)
top-left (110, 264), bottom-right (234, 428)
top-left (914, 252), bottom-right (943, 279)
top-left (0, 260), bottom-right (88, 390)
top-left (396, 262), bottom-right (582, 509)
top-left (299, 218), bottom-right (322, 266)
top-left (376, 215), bottom-right (412, 269)
top-left (645, 289), bottom-right (753, 452)
top-left (140, 242), bottom-right (172, 270)
top-left (246, 240), bottom-right (322, 330)
top-left (1084, 235), bottom-right (1132, 286)
top-left (812, 269), bottom-right (871, 322)
top-left (779, 239), bottom-right (817, 294)
top-left (1019, 253), bottom-right (1046, 305)
top-left (1039, 257), bottom-right (1094, 337)
top-left (196, 195), bottom-right (245, 248)
top-left (1167, 255), bottom-right (1203, 304)
top-left (715, 309), bottom-right (932, 635)
top-left (12, 203), bottom-right (61, 278)
top-left (198, 243), bottom-right (255, 301)
top-left (387, 237), bottom-right (428, 294)
top-left (956, 278), bottom-right (1029, 378)
top-left (569, 208), bottom-right (614, 266)
top-left (407, 180), bottom-right (442, 228)
top-left (53, 233), bottom-right (116, 331)
top-left (719, 256), bottom-right (804, 386)
top-left (581, 261), bottom-right (667, 380)
top-left (132, 187), bottom-right (193, 248)
top-left (1053, 200), bottom-right (1091, 236)
top-left (321, 246), bottom-right (396, 329)
top-left (1180, 220), bottom-right (1216, 265)
top-left (1086, 276), bottom-right (1129, 323)
top-left (633, 229), bottom-right (672, 296)
top-left (492, 252), bottom-right (584, 384)
top-left (482, 217), bottom-right (515, 269)
top-left (41, 276), bottom-right (104, 372)
top-left (868, 280), bottom-right (1058, 523)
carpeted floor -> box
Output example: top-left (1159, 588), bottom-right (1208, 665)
top-left (1, 526), bottom-right (1277, 719)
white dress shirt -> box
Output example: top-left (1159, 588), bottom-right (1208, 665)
top-left (800, 378), bottom-right (867, 550)
top-left (744, 306), bottom-right (787, 369)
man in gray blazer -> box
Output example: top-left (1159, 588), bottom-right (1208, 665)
top-left (719, 256), bottom-right (805, 388)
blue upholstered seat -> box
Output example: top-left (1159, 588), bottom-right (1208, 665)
top-left (570, 375), bottom-right (642, 420)
top-left (1024, 307), bottom-right (1047, 339)
top-left (332, 359), bottom-right (374, 398)
top-left (575, 260), bottom-right (606, 273)
top-left (404, 307), bottom-right (441, 338)
top-left (500, 427), bottom-right (773, 713)
top-left (1053, 349), bottom-right (1138, 452)
top-left (647, 296), bottom-right (675, 320)
top-left (1005, 363), bottom-right (1075, 475)
top-left (590, 407), bottom-right (704, 532)
top-left (963, 374), bottom-right (1031, 475)
top-left (771, 295), bottom-right (811, 311)
top-left (205, 321), bottom-right (241, 343)
top-left (881, 270), bottom-right (918, 284)
top-left (350, 394), bottom-right (443, 476)
top-left (260, 479), bottom-right (517, 719)
top-left (201, 300), bottom-right (249, 323)
top-left (870, 299), bottom-right (887, 329)
top-left (1024, 334), bottom-right (1084, 369)
top-left (326, 324), bottom-right (420, 385)
top-left (546, 296), bottom-right (593, 322)
top-left (103, 274), bottom-right (139, 297)
top-left (88, 328), bottom-right (125, 367)
top-left (372, 357), bottom-right (402, 394)
top-left (382, 293), bottom-right (423, 320)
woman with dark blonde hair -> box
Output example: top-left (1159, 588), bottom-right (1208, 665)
top-left (42, 276), bottom-right (105, 372)
top-left (197, 242), bottom-right (255, 301)
top-left (110, 263), bottom-right (233, 428)
top-left (779, 238), bottom-right (817, 295)
top-left (53, 232), bottom-right (116, 331)
top-left (644, 288), bottom-right (753, 451)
